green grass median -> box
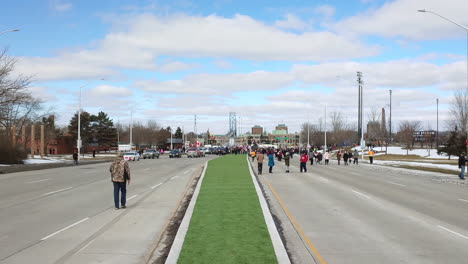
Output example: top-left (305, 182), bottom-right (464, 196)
top-left (178, 155), bottom-right (277, 264)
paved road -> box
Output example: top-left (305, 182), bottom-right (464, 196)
top-left (0, 155), bottom-right (214, 263)
top-left (257, 158), bottom-right (468, 264)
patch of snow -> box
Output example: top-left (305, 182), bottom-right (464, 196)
top-left (373, 160), bottom-right (459, 172)
top-left (0, 164), bottom-right (11, 167)
top-left (360, 146), bottom-right (447, 159)
top-left (23, 158), bottom-right (65, 164)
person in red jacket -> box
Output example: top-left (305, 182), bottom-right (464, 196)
top-left (300, 151), bottom-right (308, 172)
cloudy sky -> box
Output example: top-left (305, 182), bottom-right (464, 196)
top-left (3, 0), bottom-right (468, 134)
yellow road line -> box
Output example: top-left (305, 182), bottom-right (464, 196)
top-left (262, 175), bottom-right (327, 264)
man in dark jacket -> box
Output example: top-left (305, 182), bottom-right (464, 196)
top-left (459, 153), bottom-right (466, 180)
top-left (72, 150), bottom-right (78, 165)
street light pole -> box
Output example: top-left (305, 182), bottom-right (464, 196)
top-left (418, 9), bottom-right (468, 153)
top-left (437, 98), bottom-right (439, 147)
top-left (0, 29), bottom-right (20, 35)
top-left (389, 89), bottom-right (392, 147)
top-left (324, 104), bottom-right (327, 151)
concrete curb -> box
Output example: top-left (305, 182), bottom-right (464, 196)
top-left (165, 161), bottom-right (208, 264)
top-left (247, 156), bottom-right (291, 264)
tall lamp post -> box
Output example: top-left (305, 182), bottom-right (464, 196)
top-left (0, 29), bottom-right (20, 35)
top-left (77, 79), bottom-right (104, 161)
top-left (418, 9), bottom-right (468, 153)
top-left (436, 98), bottom-right (439, 147)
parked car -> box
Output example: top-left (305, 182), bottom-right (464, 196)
top-left (123, 152), bottom-right (140, 161)
top-left (143, 149), bottom-right (160, 159)
top-left (169, 149), bottom-right (182, 158)
top-left (186, 148), bottom-right (201, 158)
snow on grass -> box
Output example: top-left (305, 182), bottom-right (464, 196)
top-left (370, 146), bottom-right (446, 159)
top-left (23, 158), bottom-right (66, 164)
top-left (373, 160), bottom-right (459, 172)
top-left (0, 164), bottom-right (11, 166)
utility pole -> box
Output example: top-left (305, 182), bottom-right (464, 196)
top-left (194, 114), bottom-right (197, 146)
top-left (436, 98), bottom-right (439, 147)
top-left (129, 109), bottom-right (133, 150)
top-left (307, 112), bottom-right (310, 149)
top-left (357, 71), bottom-right (363, 144)
top-left (324, 105), bottom-right (327, 151)
top-left (389, 90), bottom-right (392, 147)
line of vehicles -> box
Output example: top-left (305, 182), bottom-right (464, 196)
top-left (123, 146), bottom-right (230, 161)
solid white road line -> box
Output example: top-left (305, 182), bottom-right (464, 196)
top-left (42, 187), bottom-right (73, 196)
top-left (128, 194), bottom-right (138, 200)
top-left (352, 190), bottom-right (371, 199)
top-left (143, 168), bottom-right (150, 171)
top-left (26, 179), bottom-right (50, 184)
top-left (438, 225), bottom-right (468, 240)
top-left (319, 177), bottom-right (329, 182)
top-left (77, 239), bottom-right (95, 253)
top-left (151, 183), bottom-right (162, 189)
top-left (386, 181), bottom-right (406, 187)
top-left (458, 199), bottom-right (468, 203)
top-left (171, 176), bottom-right (179, 180)
top-left (41, 218), bottom-right (89, 240)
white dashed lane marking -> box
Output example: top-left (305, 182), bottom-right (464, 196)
top-left (386, 181), bottom-right (406, 187)
top-left (26, 179), bottom-right (50, 184)
top-left (438, 225), bottom-right (468, 240)
top-left (352, 190), bottom-right (371, 199)
top-left (41, 218), bottom-right (89, 240)
top-left (42, 187), bottom-right (73, 196)
top-left (151, 183), bottom-right (162, 189)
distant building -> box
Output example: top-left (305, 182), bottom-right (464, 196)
top-left (275, 124), bottom-right (288, 133)
top-left (252, 125), bottom-right (263, 135)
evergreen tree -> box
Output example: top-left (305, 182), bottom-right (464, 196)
top-left (90, 111), bottom-right (117, 147)
top-left (438, 126), bottom-right (466, 159)
top-left (68, 111), bottom-right (92, 146)
top-left (174, 127), bottom-right (183, 138)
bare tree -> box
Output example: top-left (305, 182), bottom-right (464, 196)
top-left (367, 105), bottom-right (381, 123)
top-left (396, 120), bottom-right (422, 155)
top-left (449, 89), bottom-right (468, 133)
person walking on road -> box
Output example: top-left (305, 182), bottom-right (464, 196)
top-left (459, 153), bottom-right (466, 180)
top-left (324, 151), bottom-right (330, 165)
top-left (343, 152), bottom-right (349, 166)
top-left (284, 152), bottom-right (290, 173)
top-left (337, 150), bottom-right (341, 165)
top-left (308, 149), bottom-right (314, 165)
top-left (250, 150), bottom-right (256, 162)
top-left (268, 152), bottom-right (275, 173)
top-left (353, 149), bottom-right (359, 165)
top-left (257, 150), bottom-right (264, 175)
top-left (110, 153), bottom-right (131, 210)
top-left (72, 150), bottom-right (78, 166)
top-left (300, 151), bottom-right (308, 172)
top-left (368, 149), bottom-right (375, 164)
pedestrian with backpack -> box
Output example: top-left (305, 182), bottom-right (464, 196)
top-left (353, 149), bottom-right (359, 165)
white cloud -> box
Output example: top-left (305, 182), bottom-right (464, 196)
top-left (314, 5), bottom-right (335, 18)
top-left (51, 0), bottom-right (72, 12)
top-left (14, 13), bottom-right (379, 81)
top-left (156, 61), bottom-right (198, 73)
top-left (88, 85), bottom-right (133, 97)
top-left (135, 71), bottom-right (294, 95)
top-left (274, 14), bottom-right (307, 30)
top-left (330, 0), bottom-right (468, 40)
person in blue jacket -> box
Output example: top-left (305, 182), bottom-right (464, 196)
top-left (268, 150), bottom-right (275, 173)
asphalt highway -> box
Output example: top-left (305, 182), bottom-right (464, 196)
top-left (0, 155), bottom-right (214, 263)
top-left (259, 158), bottom-right (468, 264)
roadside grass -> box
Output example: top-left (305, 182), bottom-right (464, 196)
top-left (178, 155), bottom-right (277, 264)
top-left (392, 165), bottom-right (458, 175)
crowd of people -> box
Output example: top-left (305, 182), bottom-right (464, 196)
top-left (251, 147), bottom-right (376, 174)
